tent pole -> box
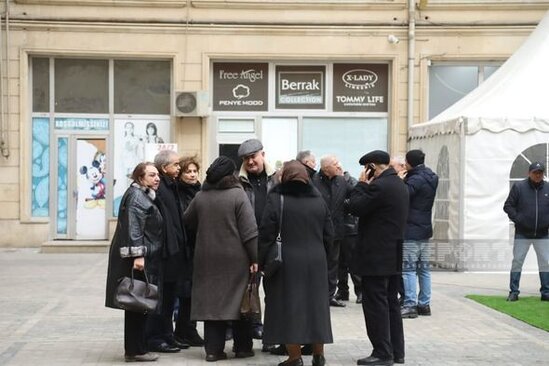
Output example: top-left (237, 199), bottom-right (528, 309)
top-left (458, 118), bottom-right (466, 271)
top-left (407, 0), bottom-right (416, 131)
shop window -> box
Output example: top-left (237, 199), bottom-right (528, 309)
top-left (302, 117), bottom-right (387, 179)
top-left (114, 60), bottom-right (170, 115)
top-left (261, 117), bottom-right (298, 170)
top-left (428, 63), bottom-right (501, 119)
top-left (55, 59), bottom-right (109, 113)
top-left (32, 58), bottom-right (49, 113)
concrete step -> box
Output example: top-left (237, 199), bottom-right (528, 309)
top-left (41, 240), bottom-right (110, 253)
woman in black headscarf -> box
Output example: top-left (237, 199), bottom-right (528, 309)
top-left (260, 160), bottom-right (334, 366)
top-left (183, 156), bottom-right (259, 362)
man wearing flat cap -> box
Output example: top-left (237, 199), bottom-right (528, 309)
top-left (503, 161), bottom-right (549, 302)
top-left (349, 150), bottom-right (409, 366)
top-left (237, 138), bottom-right (278, 347)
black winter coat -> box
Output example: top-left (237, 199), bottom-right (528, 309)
top-left (156, 175), bottom-right (185, 282)
top-left (403, 165), bottom-right (438, 241)
top-left (504, 178), bottom-right (549, 238)
top-left (259, 182), bottom-right (334, 344)
top-left (312, 171), bottom-right (353, 240)
top-left (175, 180), bottom-right (201, 296)
top-left (105, 184), bottom-right (163, 310)
top-left (348, 168), bottom-right (409, 276)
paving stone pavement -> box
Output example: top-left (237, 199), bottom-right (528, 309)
top-left (0, 248), bottom-right (547, 365)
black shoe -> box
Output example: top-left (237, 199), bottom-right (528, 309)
top-left (205, 352), bottom-right (227, 362)
top-left (262, 344), bottom-right (276, 352)
top-left (150, 342), bottom-right (180, 353)
top-left (506, 293), bottom-right (519, 302)
top-left (300, 344), bottom-right (313, 356)
top-left (270, 344), bottom-right (288, 355)
top-left (252, 327), bottom-right (263, 339)
top-left (394, 357), bottom-right (405, 364)
top-left (542, 294), bottom-right (549, 301)
top-left (170, 338), bottom-right (190, 349)
top-left (278, 358), bottom-right (304, 366)
top-left (400, 306), bottom-right (418, 319)
top-left (357, 356), bottom-right (394, 365)
top-left (176, 333), bottom-right (204, 347)
top-left (417, 305), bottom-right (431, 316)
top-left (312, 354), bottom-right (326, 366)
top-left (235, 350), bottom-right (255, 358)
top-left (330, 298), bottom-right (346, 307)
top-left (335, 292), bottom-right (349, 301)
top-left (356, 293), bottom-right (363, 304)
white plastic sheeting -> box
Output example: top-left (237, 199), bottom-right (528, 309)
top-left (408, 11), bottom-right (549, 271)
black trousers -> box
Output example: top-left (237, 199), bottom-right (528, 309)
top-left (125, 311), bottom-right (148, 356)
top-left (360, 275), bottom-right (405, 360)
top-left (204, 319), bottom-right (253, 355)
top-left (337, 235), bottom-right (362, 296)
top-left (146, 281), bottom-right (177, 347)
top-left (174, 297), bottom-right (199, 339)
top-left (328, 239), bottom-right (342, 298)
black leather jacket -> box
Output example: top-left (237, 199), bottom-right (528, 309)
top-left (105, 184), bottom-right (163, 310)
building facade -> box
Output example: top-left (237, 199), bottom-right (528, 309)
top-left (0, 0), bottom-right (547, 247)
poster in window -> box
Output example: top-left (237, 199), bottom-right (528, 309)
top-left (276, 65), bottom-right (325, 109)
top-left (213, 62), bottom-right (268, 111)
top-left (333, 63), bottom-right (388, 112)
top-left (113, 117), bottom-right (170, 216)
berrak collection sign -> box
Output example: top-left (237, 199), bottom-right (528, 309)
top-left (213, 62), bottom-right (268, 111)
top-left (333, 63), bottom-right (388, 112)
top-left (276, 65), bottom-right (325, 109)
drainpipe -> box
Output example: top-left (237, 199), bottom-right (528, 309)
top-left (0, 0), bottom-right (10, 158)
top-left (407, 0), bottom-right (416, 131)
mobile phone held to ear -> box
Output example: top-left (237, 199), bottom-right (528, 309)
top-left (366, 164), bottom-right (376, 180)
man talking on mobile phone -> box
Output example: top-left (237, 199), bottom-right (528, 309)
top-left (348, 150), bottom-right (409, 366)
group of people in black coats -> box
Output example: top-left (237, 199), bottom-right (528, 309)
top-left (105, 140), bottom-right (433, 366)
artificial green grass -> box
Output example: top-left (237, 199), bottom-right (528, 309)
top-left (466, 295), bottom-right (549, 332)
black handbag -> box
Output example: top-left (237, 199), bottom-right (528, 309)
top-left (114, 269), bottom-right (159, 314)
top-left (263, 195), bottom-right (284, 279)
top-left (240, 272), bottom-right (261, 320)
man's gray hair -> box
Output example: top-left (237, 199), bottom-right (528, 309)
top-left (296, 150), bottom-right (313, 163)
top-left (154, 150), bottom-right (178, 169)
top-left (320, 154), bottom-right (337, 170)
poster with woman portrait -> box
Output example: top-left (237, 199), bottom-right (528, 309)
top-left (113, 117), bottom-right (170, 216)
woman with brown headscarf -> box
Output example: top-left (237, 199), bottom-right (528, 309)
top-left (259, 160), bottom-right (334, 366)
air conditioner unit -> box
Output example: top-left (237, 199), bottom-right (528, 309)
top-left (174, 91), bottom-right (209, 117)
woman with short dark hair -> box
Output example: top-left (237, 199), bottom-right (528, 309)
top-left (105, 162), bottom-right (163, 362)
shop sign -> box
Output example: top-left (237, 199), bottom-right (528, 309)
top-left (276, 65), bottom-right (325, 109)
top-left (213, 62), bottom-right (268, 111)
top-left (54, 118), bottom-right (109, 131)
top-left (333, 63), bottom-right (388, 112)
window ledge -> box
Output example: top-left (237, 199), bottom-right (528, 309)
top-left (15, 0), bottom-right (185, 7)
top-left (192, 0), bottom-right (405, 10)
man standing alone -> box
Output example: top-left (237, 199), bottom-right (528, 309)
top-left (400, 150), bottom-right (438, 318)
top-left (503, 161), bottom-right (549, 302)
top-left (349, 150), bottom-right (408, 366)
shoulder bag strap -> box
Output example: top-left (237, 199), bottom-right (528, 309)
top-left (276, 195), bottom-right (284, 243)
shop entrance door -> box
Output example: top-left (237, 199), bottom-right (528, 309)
top-left (52, 135), bottom-right (109, 240)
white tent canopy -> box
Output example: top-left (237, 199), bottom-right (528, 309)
top-left (409, 11), bottom-right (549, 271)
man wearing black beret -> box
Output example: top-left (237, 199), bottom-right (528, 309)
top-left (349, 150), bottom-right (409, 366)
